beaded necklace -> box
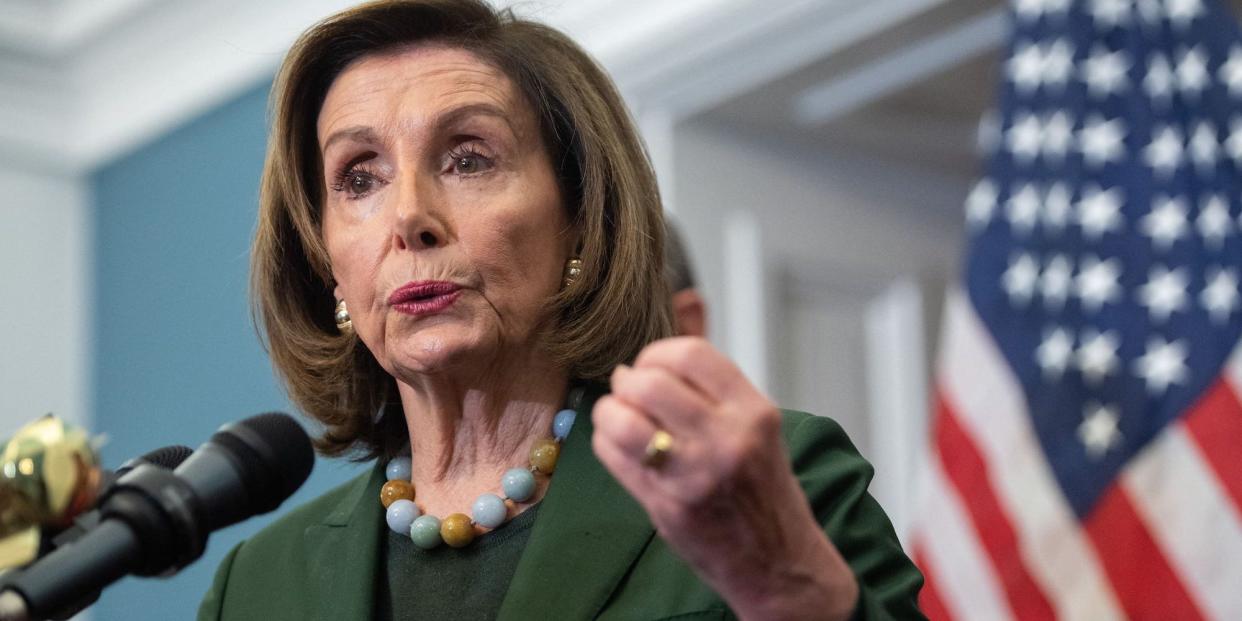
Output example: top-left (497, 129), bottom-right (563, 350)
top-left (380, 388), bottom-right (582, 549)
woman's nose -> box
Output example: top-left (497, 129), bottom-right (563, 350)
top-left (391, 174), bottom-right (447, 251)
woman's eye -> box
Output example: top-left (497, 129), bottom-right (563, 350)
top-left (332, 169), bottom-right (380, 198)
top-left (348, 173), bottom-right (374, 195)
top-left (448, 150), bottom-right (493, 175)
top-left (454, 156), bottom-right (479, 174)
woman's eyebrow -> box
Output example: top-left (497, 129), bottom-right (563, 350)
top-left (321, 126), bottom-right (381, 155)
top-left (431, 102), bottom-right (517, 136)
top-left (320, 103), bottom-right (516, 155)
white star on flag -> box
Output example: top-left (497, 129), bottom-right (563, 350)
top-left (1079, 115), bottom-right (1128, 167)
top-left (1082, 47), bottom-right (1131, 98)
top-left (1077, 185), bottom-right (1125, 239)
top-left (1220, 46), bottom-right (1242, 96)
top-left (1202, 267), bottom-right (1240, 324)
top-left (1138, 265), bottom-right (1190, 322)
top-left (1079, 403), bottom-right (1122, 459)
top-left (1144, 53), bottom-right (1176, 102)
top-left (1141, 196), bottom-right (1190, 250)
top-left (1089, 0), bottom-right (1130, 29)
top-left (1037, 326), bottom-right (1075, 378)
top-left (1044, 183), bottom-right (1072, 231)
top-left (1003, 253), bottom-right (1041, 305)
top-left (1136, 0), bottom-right (1164, 26)
top-left (1008, 42), bottom-right (1046, 94)
top-left (1077, 329), bottom-right (1121, 384)
top-left (1188, 121), bottom-right (1219, 173)
top-left (1076, 255), bottom-right (1123, 312)
top-left (965, 178), bottom-right (998, 229)
top-left (1007, 112), bottom-right (1044, 163)
top-left (1014, 0), bottom-right (1071, 21)
top-left (1197, 194), bottom-right (1232, 249)
top-left (1144, 125), bottom-right (1184, 177)
top-left (1133, 337), bottom-right (1190, 395)
top-left (1043, 39), bottom-right (1076, 91)
top-left (1007, 183), bottom-right (1042, 234)
top-left (1225, 118), bottom-right (1242, 163)
top-left (1176, 46), bottom-right (1211, 98)
top-left (1041, 254), bottom-right (1074, 310)
top-left (1042, 112), bottom-right (1074, 161)
top-left (1165, 0), bottom-right (1206, 30)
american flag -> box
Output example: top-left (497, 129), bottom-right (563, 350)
top-left (913, 0), bottom-right (1242, 619)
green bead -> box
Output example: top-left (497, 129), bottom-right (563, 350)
top-left (441, 513), bottom-right (475, 548)
top-left (409, 515), bottom-right (442, 549)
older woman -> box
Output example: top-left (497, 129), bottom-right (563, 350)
top-left (198, 1), bottom-right (923, 619)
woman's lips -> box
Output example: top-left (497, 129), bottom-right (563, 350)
top-left (388, 281), bottom-right (462, 316)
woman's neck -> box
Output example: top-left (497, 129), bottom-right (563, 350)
top-left (393, 354), bottom-right (568, 518)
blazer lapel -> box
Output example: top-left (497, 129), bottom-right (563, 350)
top-left (498, 386), bottom-right (655, 620)
top-left (304, 463), bottom-right (386, 621)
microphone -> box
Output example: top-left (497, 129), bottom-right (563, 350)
top-left (0, 413), bottom-right (314, 621)
top-left (49, 444), bottom-right (195, 551)
top-left (30, 444), bottom-right (197, 620)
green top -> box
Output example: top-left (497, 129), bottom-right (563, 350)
top-left (376, 504), bottom-right (541, 621)
top-left (199, 387), bottom-right (925, 620)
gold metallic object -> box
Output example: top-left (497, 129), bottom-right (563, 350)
top-left (0, 415), bottom-right (101, 569)
top-left (642, 429), bottom-right (675, 469)
top-left (562, 257), bottom-right (583, 287)
top-left (334, 299), bottom-right (352, 332)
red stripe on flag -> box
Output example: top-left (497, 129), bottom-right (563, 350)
top-left (1083, 484), bottom-right (1205, 620)
top-left (1183, 377), bottom-right (1242, 515)
top-left (934, 393), bottom-right (1055, 621)
top-left (913, 544), bottom-right (952, 621)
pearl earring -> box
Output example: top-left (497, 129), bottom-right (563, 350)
top-left (334, 299), bottom-right (352, 332)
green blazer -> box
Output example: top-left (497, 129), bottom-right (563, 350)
top-left (198, 393), bottom-right (924, 620)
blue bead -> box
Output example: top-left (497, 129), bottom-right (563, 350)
top-left (552, 408), bottom-right (577, 441)
top-left (409, 515), bottom-right (442, 549)
top-left (501, 468), bottom-right (536, 502)
top-left (472, 493), bottom-right (508, 528)
top-left (385, 456), bottom-right (412, 482)
top-left (385, 499), bottom-right (420, 535)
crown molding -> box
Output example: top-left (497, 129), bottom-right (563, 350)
top-left (0, 0), bottom-right (958, 175)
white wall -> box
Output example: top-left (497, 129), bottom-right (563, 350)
top-left (672, 118), bottom-right (965, 538)
top-left (0, 164), bottom-right (90, 437)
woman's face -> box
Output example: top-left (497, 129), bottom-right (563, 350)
top-left (317, 45), bottom-right (573, 380)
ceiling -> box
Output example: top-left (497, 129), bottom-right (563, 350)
top-left (704, 0), bottom-right (1001, 182)
top-left (703, 0), bottom-right (1242, 182)
top-left (8, 0), bottom-right (894, 172)
top-left (19, 0), bottom-right (1230, 183)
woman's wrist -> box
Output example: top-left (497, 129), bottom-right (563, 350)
top-left (717, 526), bottom-right (859, 621)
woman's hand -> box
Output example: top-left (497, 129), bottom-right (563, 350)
top-left (592, 337), bottom-right (859, 621)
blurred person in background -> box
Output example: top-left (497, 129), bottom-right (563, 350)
top-left (665, 221), bottom-right (708, 338)
top-left (198, 1), bottom-right (923, 619)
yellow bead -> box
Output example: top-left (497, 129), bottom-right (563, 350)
top-left (380, 480), bottom-right (415, 508)
top-left (440, 513), bottom-right (475, 548)
top-left (529, 438), bottom-right (560, 474)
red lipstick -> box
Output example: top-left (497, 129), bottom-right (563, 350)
top-left (388, 281), bottom-right (462, 316)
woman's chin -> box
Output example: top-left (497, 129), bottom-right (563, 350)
top-left (383, 333), bottom-right (495, 381)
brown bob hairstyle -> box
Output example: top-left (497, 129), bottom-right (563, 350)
top-left (251, 0), bottom-right (673, 460)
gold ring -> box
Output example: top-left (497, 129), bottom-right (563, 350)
top-left (642, 429), bottom-right (674, 468)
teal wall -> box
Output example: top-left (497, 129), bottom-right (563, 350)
top-left (91, 80), bottom-right (364, 620)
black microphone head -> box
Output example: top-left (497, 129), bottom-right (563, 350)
top-left (140, 445), bottom-right (194, 469)
top-left (207, 413), bottom-right (314, 515)
top-left (117, 445), bottom-right (195, 476)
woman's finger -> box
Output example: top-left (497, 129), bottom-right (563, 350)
top-left (591, 394), bottom-right (662, 460)
top-left (609, 364), bottom-right (713, 436)
top-left (633, 337), bottom-right (759, 404)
